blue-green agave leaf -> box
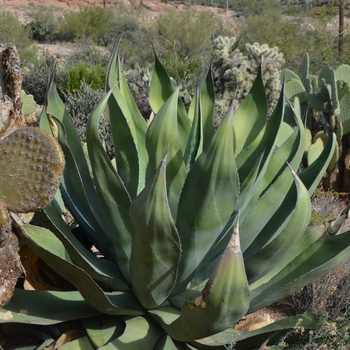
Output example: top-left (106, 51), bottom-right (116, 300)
top-left (83, 315), bottom-right (125, 348)
top-left (191, 314), bottom-right (319, 349)
top-left (150, 222), bottom-right (249, 342)
top-left (174, 104), bottom-right (239, 292)
top-left (299, 133), bottom-right (336, 195)
top-left (44, 81), bottom-right (106, 231)
top-left (58, 336), bottom-right (95, 349)
top-left (15, 220), bottom-right (143, 316)
top-left (87, 89), bottom-right (134, 284)
top-left (100, 316), bottom-right (164, 349)
top-left (232, 67), bottom-right (267, 155)
top-left (149, 53), bottom-right (191, 153)
top-left (188, 69), bottom-right (215, 149)
top-left (0, 289), bottom-right (101, 325)
top-left (146, 89), bottom-right (187, 221)
top-left (105, 44), bottom-right (148, 196)
top-left (130, 155), bottom-right (181, 309)
top-left (34, 201), bottom-right (128, 292)
top-left (185, 80), bottom-right (203, 170)
top-left (244, 168), bottom-right (311, 284)
top-left (249, 227), bottom-right (350, 312)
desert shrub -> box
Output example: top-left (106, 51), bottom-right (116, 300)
top-left (26, 5), bottom-right (59, 43)
top-left (154, 9), bottom-right (228, 81)
top-left (101, 8), bottom-right (141, 48)
top-left (0, 11), bottom-right (37, 64)
top-left (125, 62), bottom-right (153, 120)
top-left (66, 39), bottom-right (110, 66)
top-left (229, 0), bottom-right (280, 16)
top-left (65, 62), bottom-right (107, 92)
top-left (61, 82), bottom-right (115, 158)
top-left (56, 7), bottom-right (114, 46)
top-left (22, 57), bottom-right (67, 104)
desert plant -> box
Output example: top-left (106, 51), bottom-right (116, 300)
top-left (212, 36), bottom-right (285, 125)
top-left (154, 9), bottom-right (226, 82)
top-left (26, 5), bottom-right (59, 43)
top-left (22, 56), bottom-right (66, 105)
top-left (55, 7), bottom-right (114, 46)
top-left (65, 62), bottom-right (107, 92)
top-left (0, 45), bottom-right (65, 309)
top-left (0, 11), bottom-right (37, 64)
top-left (283, 52), bottom-right (350, 191)
top-left (2, 43), bottom-right (350, 349)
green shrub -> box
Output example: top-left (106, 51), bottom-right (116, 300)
top-left (22, 57), bottom-right (66, 104)
top-left (66, 62), bottom-right (107, 92)
top-left (101, 8), bottom-right (141, 47)
top-left (229, 0), bottom-right (280, 15)
top-left (26, 5), bottom-right (59, 43)
top-left (154, 9), bottom-right (228, 81)
top-left (56, 7), bottom-right (114, 46)
top-left (0, 11), bottom-right (37, 64)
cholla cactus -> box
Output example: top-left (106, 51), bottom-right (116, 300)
top-left (212, 36), bottom-right (285, 125)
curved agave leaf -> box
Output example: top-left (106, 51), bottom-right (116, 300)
top-left (58, 336), bottom-right (95, 350)
top-left (187, 69), bottom-right (215, 150)
top-left (244, 168), bottom-right (311, 284)
top-left (232, 67), bottom-right (267, 156)
top-left (240, 108), bottom-right (306, 252)
top-left (130, 155), bottom-right (181, 309)
top-left (13, 217), bottom-right (143, 316)
top-left (86, 89), bottom-right (133, 284)
top-left (146, 89), bottom-right (187, 221)
top-left (185, 80), bottom-right (203, 170)
top-left (43, 81), bottom-right (107, 233)
top-left (174, 104), bottom-right (239, 292)
top-left (34, 202), bottom-right (128, 292)
top-left (41, 94), bottom-right (113, 260)
top-left (0, 289), bottom-right (101, 325)
top-left (100, 316), bottom-right (164, 349)
top-left (155, 335), bottom-right (196, 349)
top-left (48, 116), bottom-right (114, 260)
top-left (106, 64), bottom-right (148, 197)
top-left (149, 53), bottom-right (191, 153)
top-left (249, 222), bottom-right (350, 312)
top-left (240, 164), bottom-right (295, 252)
top-left (191, 314), bottom-right (319, 349)
top-left (235, 88), bottom-right (284, 213)
top-left (83, 315), bottom-right (125, 348)
top-left (299, 133), bottom-right (336, 194)
top-left (150, 222), bottom-right (249, 342)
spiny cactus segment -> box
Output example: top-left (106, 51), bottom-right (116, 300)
top-left (0, 127), bottom-right (65, 213)
top-left (212, 36), bottom-right (285, 124)
top-left (283, 52), bottom-right (350, 190)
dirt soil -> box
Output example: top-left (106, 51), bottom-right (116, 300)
top-left (0, 0), bottom-right (235, 14)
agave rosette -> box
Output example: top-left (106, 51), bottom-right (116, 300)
top-left (1, 44), bottom-right (350, 349)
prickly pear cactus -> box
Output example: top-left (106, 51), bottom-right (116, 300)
top-left (21, 90), bottom-right (37, 125)
top-left (0, 127), bottom-right (64, 212)
top-left (283, 52), bottom-right (350, 191)
top-left (0, 45), bottom-right (65, 307)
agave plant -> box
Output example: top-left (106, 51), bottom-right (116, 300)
top-left (1, 44), bottom-right (350, 349)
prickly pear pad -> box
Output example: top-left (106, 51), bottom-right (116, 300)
top-left (0, 127), bottom-right (65, 213)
